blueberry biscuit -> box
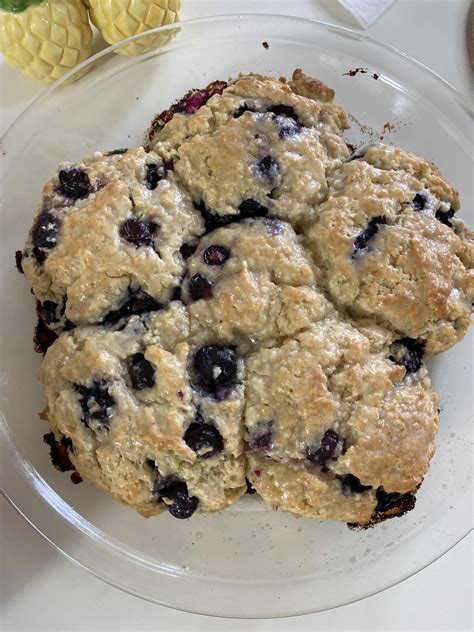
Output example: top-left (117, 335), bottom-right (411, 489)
top-left (147, 70), bottom-right (350, 231)
top-left (306, 144), bottom-right (474, 353)
top-left (17, 71), bottom-right (473, 525)
top-left (181, 217), bottom-right (332, 353)
top-left (245, 320), bottom-right (439, 525)
top-left (20, 147), bottom-right (203, 330)
top-left (40, 303), bottom-right (246, 517)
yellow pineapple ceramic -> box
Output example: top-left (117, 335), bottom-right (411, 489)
top-left (87, 0), bottom-right (180, 55)
top-left (0, 0), bottom-right (93, 83)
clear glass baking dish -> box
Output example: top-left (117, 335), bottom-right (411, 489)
top-left (0, 14), bottom-right (472, 619)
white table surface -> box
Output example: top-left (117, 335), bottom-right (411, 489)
top-left (1, 1), bottom-right (473, 630)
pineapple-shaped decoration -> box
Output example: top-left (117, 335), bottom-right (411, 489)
top-left (87, 0), bottom-right (180, 55)
top-left (0, 0), bottom-right (93, 83)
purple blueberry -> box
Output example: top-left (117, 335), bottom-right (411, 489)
top-left (119, 218), bottom-right (158, 247)
top-left (57, 168), bottom-right (93, 199)
top-left (102, 289), bottom-right (162, 328)
top-left (70, 472), bottom-right (83, 484)
top-left (32, 247), bottom-right (46, 265)
top-left (43, 433), bottom-right (75, 472)
top-left (435, 207), bottom-right (455, 227)
top-left (105, 148), bottom-right (128, 156)
top-left (307, 429), bottom-right (340, 468)
top-left (267, 104), bottom-right (299, 119)
top-left (192, 345), bottom-right (238, 397)
top-left (238, 199), bottom-right (269, 218)
top-left (374, 488), bottom-right (416, 514)
top-left (179, 243), bottom-right (197, 259)
top-left (256, 156), bottom-right (279, 180)
top-left (197, 198), bottom-right (268, 232)
top-left (389, 338), bottom-right (424, 374)
top-left (31, 209), bottom-right (59, 255)
top-left (34, 302), bottom-right (58, 354)
top-left (145, 163), bottom-right (167, 190)
top-left (183, 420), bottom-right (224, 458)
top-left (267, 105), bottom-right (302, 138)
top-left (129, 352), bottom-right (155, 390)
top-left (195, 200), bottom-right (236, 232)
top-left (173, 80), bottom-right (227, 115)
top-left (189, 273), bottom-right (213, 301)
top-left (233, 103), bottom-right (255, 118)
top-left (15, 250), bottom-right (24, 273)
top-left (155, 479), bottom-right (199, 519)
top-left (352, 215), bottom-right (386, 255)
top-left (75, 379), bottom-right (115, 429)
top-left (338, 474), bottom-right (372, 495)
top-left (248, 421), bottom-right (274, 452)
top-left (203, 245), bottom-right (230, 266)
top-left (262, 217), bottom-right (285, 235)
top-left (40, 300), bottom-right (59, 324)
top-left (411, 193), bottom-right (428, 211)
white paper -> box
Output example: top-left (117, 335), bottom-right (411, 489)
top-left (338, 0), bottom-right (396, 28)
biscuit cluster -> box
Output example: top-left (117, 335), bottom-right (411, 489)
top-left (18, 71), bottom-right (473, 525)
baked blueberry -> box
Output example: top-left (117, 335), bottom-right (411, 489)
top-left (435, 207), bottom-right (455, 227)
top-left (389, 337), bottom-right (425, 374)
top-left (411, 193), bottom-right (428, 211)
top-left (40, 300), bottom-right (59, 324)
top-left (119, 218), bottom-right (158, 247)
top-left (193, 345), bottom-right (237, 395)
top-left (156, 479), bottom-right (199, 519)
top-left (203, 245), bottom-right (230, 266)
top-left (145, 163), bottom-right (166, 190)
top-left (195, 200), bottom-right (235, 231)
top-left (32, 247), bottom-right (46, 265)
top-left (57, 168), bottom-right (93, 199)
top-left (180, 243), bottom-right (197, 259)
top-left (70, 472), bottom-right (83, 484)
top-left (31, 209), bottom-right (59, 253)
top-left (189, 273), bottom-right (213, 301)
top-left (352, 215), bottom-right (386, 254)
top-left (183, 421), bottom-right (224, 458)
top-left (256, 156), bottom-right (279, 180)
top-left (173, 80), bottom-right (227, 116)
top-left (374, 488), bottom-right (416, 514)
top-left (338, 474), bottom-right (372, 495)
top-left (233, 103), bottom-right (255, 118)
top-left (102, 289), bottom-right (162, 327)
top-left (34, 311), bottom-right (58, 355)
top-left (238, 199), bottom-right (269, 218)
top-left (75, 379), bottom-right (115, 429)
top-left (307, 429), bottom-right (340, 468)
top-left (128, 352), bottom-right (156, 390)
top-left (15, 250), bottom-right (24, 274)
top-left (105, 148), bottom-right (128, 156)
top-left (262, 217), bottom-right (285, 235)
top-left (268, 105), bottom-right (302, 138)
top-left (267, 104), bottom-right (298, 120)
top-left (43, 432), bottom-right (75, 472)
top-left (248, 421), bottom-right (273, 452)
top-left (148, 80), bottom-right (227, 134)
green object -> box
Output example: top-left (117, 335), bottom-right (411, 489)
top-left (0, 0), bottom-right (44, 12)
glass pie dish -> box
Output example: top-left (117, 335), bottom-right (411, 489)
top-left (0, 14), bottom-right (472, 619)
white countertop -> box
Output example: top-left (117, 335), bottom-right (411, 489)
top-left (1, 1), bottom-right (473, 630)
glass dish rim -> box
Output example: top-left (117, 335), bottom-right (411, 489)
top-left (1, 13), bottom-right (473, 619)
